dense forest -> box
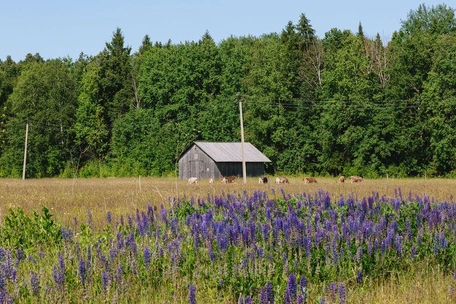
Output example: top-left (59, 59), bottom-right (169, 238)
top-left (0, 3), bottom-right (455, 178)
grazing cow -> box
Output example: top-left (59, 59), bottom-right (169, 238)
top-left (259, 175), bottom-right (268, 184)
top-left (304, 177), bottom-right (317, 184)
top-left (188, 177), bottom-right (198, 184)
top-left (221, 177), bottom-right (228, 184)
top-left (350, 176), bottom-right (363, 183)
top-left (275, 177), bottom-right (289, 184)
top-left (338, 176), bottom-right (345, 183)
top-left (209, 178), bottom-right (214, 184)
top-left (227, 176), bottom-right (237, 183)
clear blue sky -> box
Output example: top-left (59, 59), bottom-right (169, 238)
top-left (0, 1), bottom-right (450, 62)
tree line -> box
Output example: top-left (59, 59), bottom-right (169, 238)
top-left (0, 3), bottom-right (455, 178)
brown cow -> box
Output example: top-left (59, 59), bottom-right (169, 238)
top-left (350, 176), bottom-right (363, 183)
top-left (227, 176), bottom-right (237, 183)
top-left (221, 177), bottom-right (228, 184)
top-left (303, 177), bottom-right (317, 184)
top-left (259, 175), bottom-right (268, 184)
top-left (338, 176), bottom-right (345, 183)
top-left (275, 177), bottom-right (289, 184)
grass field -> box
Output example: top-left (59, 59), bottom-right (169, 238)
top-left (0, 176), bottom-right (455, 303)
top-left (1, 176), bottom-right (454, 227)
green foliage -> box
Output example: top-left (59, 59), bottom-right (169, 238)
top-left (0, 206), bottom-right (62, 250)
top-left (1, 4), bottom-right (456, 177)
top-left (1, 59), bottom-right (77, 177)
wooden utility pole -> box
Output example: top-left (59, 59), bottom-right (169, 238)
top-left (239, 96), bottom-right (247, 184)
top-left (22, 121), bottom-right (29, 180)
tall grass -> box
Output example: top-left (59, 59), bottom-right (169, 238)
top-left (0, 177), bottom-right (455, 303)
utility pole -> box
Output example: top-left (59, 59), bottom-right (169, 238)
top-left (22, 121), bottom-right (29, 180)
top-left (238, 95), bottom-right (247, 184)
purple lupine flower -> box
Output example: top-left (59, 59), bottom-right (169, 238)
top-left (147, 204), bottom-right (154, 222)
top-left (160, 205), bottom-right (168, 224)
top-left (109, 249), bottom-right (117, 260)
top-left (208, 241), bottom-right (215, 262)
top-left (299, 277), bottom-right (307, 290)
top-left (332, 240), bottom-right (339, 265)
top-left (338, 283), bottom-right (346, 304)
top-left (304, 236), bottom-right (312, 257)
top-left (260, 287), bottom-right (268, 304)
top-left (284, 290), bottom-right (292, 304)
top-left (136, 210), bottom-right (145, 235)
top-left (440, 232), bottom-right (448, 249)
top-left (3, 250), bottom-right (13, 279)
top-left (78, 259), bottom-right (86, 286)
top-left (116, 266), bottom-right (123, 286)
top-left (0, 248), bottom-right (5, 262)
top-left (56, 253), bottom-right (64, 271)
top-left (16, 248), bottom-right (24, 264)
top-left (87, 246), bottom-right (92, 262)
top-left (329, 282), bottom-right (337, 301)
top-left (53, 265), bottom-right (64, 286)
top-left (116, 232), bottom-right (124, 250)
top-left (127, 214), bottom-right (133, 228)
top-left (0, 271), bottom-right (7, 289)
top-left (355, 246), bottom-right (363, 262)
top-left (61, 228), bottom-right (73, 242)
top-left (11, 268), bottom-right (17, 281)
top-left (106, 211), bottom-right (112, 224)
top-left (189, 284), bottom-right (197, 304)
top-left (27, 256), bottom-right (37, 264)
top-left (266, 282), bottom-right (274, 303)
top-left (287, 273), bottom-right (297, 300)
top-left (298, 294), bottom-right (304, 304)
top-left (367, 241), bottom-right (373, 255)
top-left (244, 296), bottom-right (252, 304)
top-left (356, 270), bottom-right (363, 284)
top-left (101, 271), bottom-right (109, 292)
top-left (30, 271), bottom-right (40, 296)
top-left (405, 219), bottom-right (411, 240)
top-left (144, 246), bottom-right (151, 266)
top-left (126, 233), bottom-right (138, 256)
top-left (142, 211), bottom-right (151, 235)
top-left (410, 246), bottom-right (417, 259)
top-left (99, 254), bottom-right (109, 270)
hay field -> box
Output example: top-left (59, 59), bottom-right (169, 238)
top-left (0, 176), bottom-right (454, 229)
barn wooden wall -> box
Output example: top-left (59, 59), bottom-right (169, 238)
top-left (179, 145), bottom-right (220, 180)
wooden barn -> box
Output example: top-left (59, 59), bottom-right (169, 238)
top-left (179, 142), bottom-right (271, 180)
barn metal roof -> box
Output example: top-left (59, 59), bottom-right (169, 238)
top-left (193, 142), bottom-right (271, 163)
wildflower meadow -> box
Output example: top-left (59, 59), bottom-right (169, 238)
top-left (0, 177), bottom-right (455, 303)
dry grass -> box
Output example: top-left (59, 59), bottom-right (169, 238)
top-left (351, 265), bottom-right (456, 304)
top-left (0, 176), bottom-right (454, 229)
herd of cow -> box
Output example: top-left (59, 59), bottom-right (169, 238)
top-left (187, 175), bottom-right (364, 184)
